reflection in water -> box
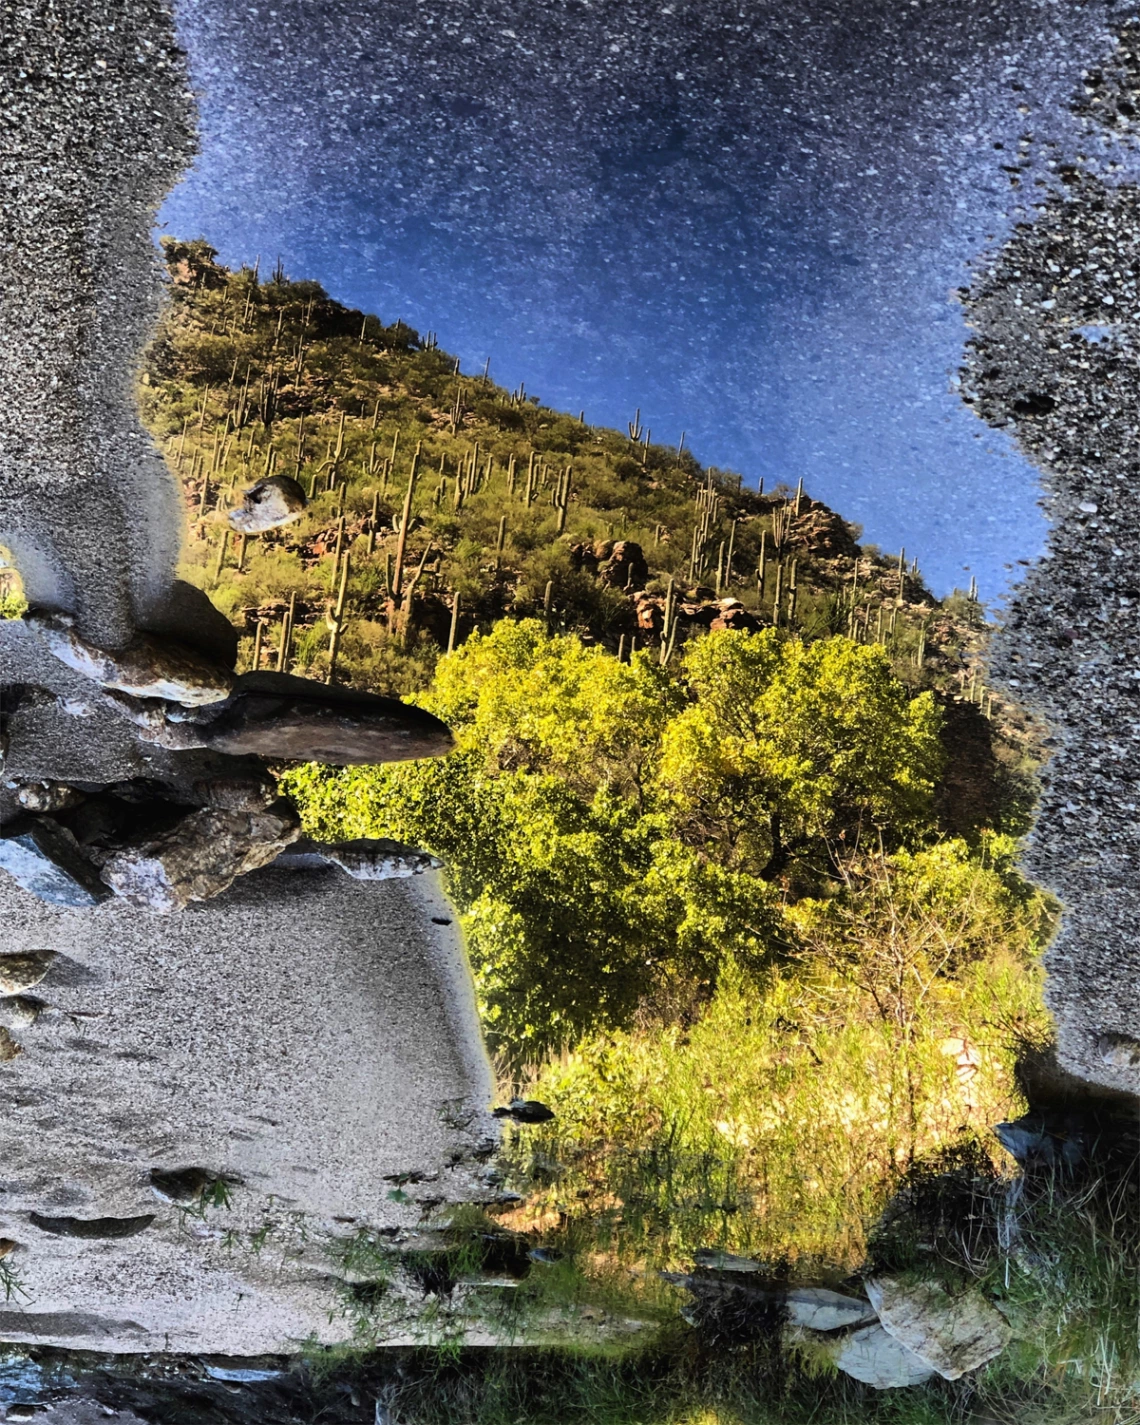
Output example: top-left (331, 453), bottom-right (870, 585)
top-left (0, 1), bottom-right (1138, 1422)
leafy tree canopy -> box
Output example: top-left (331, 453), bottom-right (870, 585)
top-left (285, 621), bottom-right (945, 1063)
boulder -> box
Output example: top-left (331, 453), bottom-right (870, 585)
top-left (26, 611), bottom-right (234, 706)
top-left (0, 818), bottom-right (110, 907)
top-left (227, 475), bottom-right (308, 535)
top-left (786, 1287), bottom-right (878, 1332)
top-left (824, 1322), bottom-right (936, 1388)
top-left (130, 672), bottom-right (455, 766)
top-left (190, 775), bottom-right (279, 812)
top-left (274, 836), bottom-right (442, 879)
top-left (864, 1276), bottom-right (1011, 1380)
top-left (598, 541), bottom-right (649, 591)
top-left (0, 952), bottom-right (55, 996)
top-left (98, 801), bottom-right (301, 914)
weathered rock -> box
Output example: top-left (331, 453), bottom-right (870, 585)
top-left (0, 951), bottom-right (56, 996)
top-left (98, 801), bottom-right (301, 914)
top-left (227, 474), bottom-right (308, 534)
top-left (26, 610), bottom-right (235, 706)
top-left (598, 540), bottom-right (649, 591)
top-left (131, 672), bottom-right (455, 765)
top-left (786, 1287), bottom-right (878, 1332)
top-left (0, 1027), bottom-right (22, 1062)
top-left (14, 780), bottom-right (86, 814)
top-left (0, 996), bottom-right (44, 1030)
top-left (29, 1212), bottom-right (155, 1239)
top-left (0, 820), bottom-right (108, 907)
top-left (274, 836), bottom-right (442, 879)
top-left (824, 1321), bottom-right (937, 1388)
top-left (865, 1276), bottom-right (1011, 1381)
top-left (1097, 1031), bottom-right (1140, 1070)
top-left (190, 775), bottom-right (279, 812)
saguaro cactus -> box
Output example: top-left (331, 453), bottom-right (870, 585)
top-left (391, 443), bottom-right (421, 602)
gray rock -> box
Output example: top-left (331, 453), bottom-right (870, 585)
top-left (1097, 1031), bottom-right (1140, 1070)
top-left (274, 836), bottom-right (442, 879)
top-left (26, 611), bottom-right (234, 706)
top-left (99, 801), bottom-right (301, 913)
top-left (824, 1322), bottom-right (937, 1388)
top-left (692, 1249), bottom-right (765, 1273)
top-left (786, 1287), bottom-right (878, 1332)
top-left (131, 671), bottom-right (455, 765)
top-left (227, 475), bottom-right (308, 534)
top-left (0, 819), bottom-right (109, 907)
top-left (14, 780), bottom-right (86, 813)
top-left (0, 952), bottom-right (56, 996)
top-left (865, 1276), bottom-right (1011, 1380)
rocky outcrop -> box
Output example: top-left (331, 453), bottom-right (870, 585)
top-left (227, 476), bottom-right (308, 535)
top-left (864, 1276), bottom-right (1011, 1381)
top-left (98, 802), bottom-right (302, 914)
top-left (598, 540), bottom-right (649, 591)
top-left (27, 612), bottom-right (234, 706)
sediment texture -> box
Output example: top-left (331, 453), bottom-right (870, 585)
top-left (0, 0), bottom-right (196, 646)
top-left (962, 40), bottom-right (1140, 1090)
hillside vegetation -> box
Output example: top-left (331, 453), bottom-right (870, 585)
top-left (129, 240), bottom-right (1135, 1423)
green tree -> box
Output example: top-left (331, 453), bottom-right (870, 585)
top-left (658, 630), bottom-right (944, 879)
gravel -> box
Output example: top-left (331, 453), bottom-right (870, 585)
top-left (961, 18), bottom-right (1140, 1093)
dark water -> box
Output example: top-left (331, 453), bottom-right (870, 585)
top-left (162, 0), bottom-right (1128, 601)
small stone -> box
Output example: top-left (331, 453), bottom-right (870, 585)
top-left (0, 817), bottom-right (110, 907)
top-left (824, 1322), bottom-right (936, 1388)
top-left (26, 610), bottom-right (235, 706)
top-left (1097, 1031), bottom-right (1140, 1069)
top-left (274, 837), bottom-right (442, 879)
top-left (0, 997), bottom-right (44, 1030)
top-left (99, 801), bottom-right (301, 913)
top-left (0, 1238), bottom-right (17, 1258)
top-left (865, 1276), bottom-right (1011, 1380)
top-left (492, 1099), bottom-right (555, 1124)
top-left (0, 1027), bottom-right (22, 1062)
top-left (692, 1250), bottom-right (765, 1273)
top-left (14, 780), bottom-right (86, 814)
top-left (149, 1166), bottom-right (212, 1204)
top-left (786, 1287), bottom-right (878, 1332)
top-left (227, 474), bottom-right (308, 534)
top-left (1079, 501), bottom-right (1099, 513)
top-left (0, 952), bottom-right (56, 996)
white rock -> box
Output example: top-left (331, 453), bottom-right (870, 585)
top-left (825, 1322), bottom-right (936, 1388)
top-left (865, 1276), bottom-right (1011, 1380)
